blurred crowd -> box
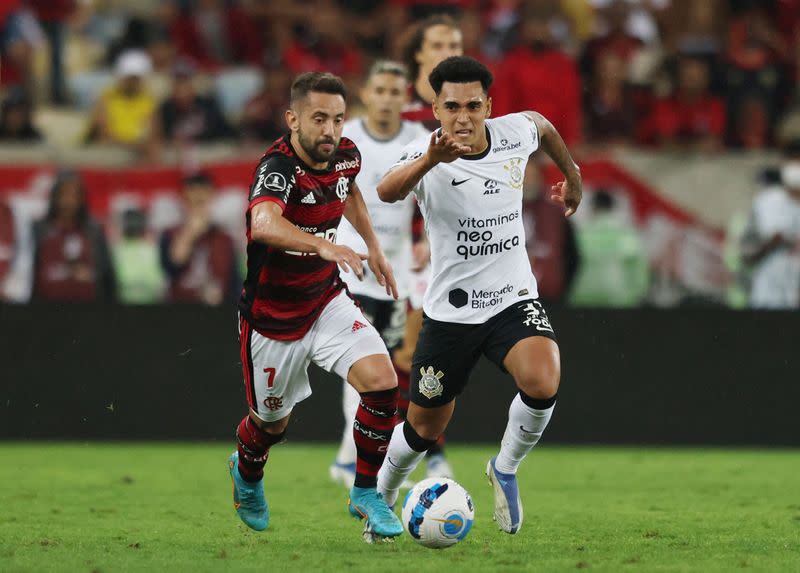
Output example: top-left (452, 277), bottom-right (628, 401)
top-left (2, 0), bottom-right (800, 154)
top-left (2, 0), bottom-right (800, 310)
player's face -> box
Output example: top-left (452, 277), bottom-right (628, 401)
top-left (417, 25), bottom-right (463, 77)
top-left (433, 81), bottom-right (491, 150)
top-left (287, 91), bottom-right (346, 165)
top-left (362, 73), bottom-right (407, 124)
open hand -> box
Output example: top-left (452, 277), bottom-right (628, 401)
top-left (368, 249), bottom-right (399, 300)
top-left (318, 243), bottom-right (368, 280)
top-left (426, 130), bottom-right (471, 166)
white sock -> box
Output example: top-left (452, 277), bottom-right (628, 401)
top-left (494, 393), bottom-right (555, 474)
top-left (335, 380), bottom-right (360, 465)
top-left (377, 422), bottom-right (427, 506)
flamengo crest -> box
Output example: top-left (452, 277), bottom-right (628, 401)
top-left (336, 176), bottom-right (349, 201)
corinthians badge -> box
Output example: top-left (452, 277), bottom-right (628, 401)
top-left (503, 158), bottom-right (524, 190)
top-left (419, 366), bottom-right (445, 399)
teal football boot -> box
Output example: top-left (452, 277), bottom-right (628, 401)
top-left (228, 452), bottom-right (268, 531)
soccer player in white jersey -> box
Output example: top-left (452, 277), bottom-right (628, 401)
top-left (375, 56), bottom-right (582, 535)
top-left (331, 61), bottom-right (429, 487)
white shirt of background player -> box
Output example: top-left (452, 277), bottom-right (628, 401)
top-left (338, 118), bottom-right (428, 300)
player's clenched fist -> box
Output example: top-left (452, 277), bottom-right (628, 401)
top-left (550, 179), bottom-right (582, 218)
top-left (318, 242), bottom-right (368, 280)
top-left (425, 130), bottom-right (471, 166)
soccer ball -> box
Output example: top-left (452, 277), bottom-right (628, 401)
top-left (401, 477), bottom-right (474, 549)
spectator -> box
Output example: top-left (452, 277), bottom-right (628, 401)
top-left (282, 8), bottom-right (364, 91)
top-left (112, 208), bottom-right (165, 304)
top-left (493, 8), bottom-right (583, 145)
top-left (586, 51), bottom-right (635, 144)
top-left (87, 50), bottom-right (157, 156)
top-left (581, 0), bottom-right (644, 80)
top-left (105, 16), bottom-right (174, 73)
top-left (31, 171), bottom-right (117, 302)
top-left (159, 173), bottom-right (238, 305)
top-left (0, 198), bottom-right (15, 300)
top-left (590, 0), bottom-right (670, 46)
top-left (170, 0), bottom-right (262, 70)
top-left (241, 67), bottom-right (291, 143)
top-left (156, 60), bottom-right (234, 144)
top-left (650, 54), bottom-right (726, 151)
top-left (570, 189), bottom-right (649, 307)
top-left (0, 2), bottom-right (43, 90)
top-left (740, 140), bottom-right (800, 309)
top-left (521, 159), bottom-right (580, 304)
top-left (0, 87), bottom-right (43, 142)
top-left (28, 0), bottom-right (77, 105)
top-left (726, 0), bottom-right (789, 144)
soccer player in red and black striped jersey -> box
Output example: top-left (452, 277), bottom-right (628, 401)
top-left (228, 72), bottom-right (404, 542)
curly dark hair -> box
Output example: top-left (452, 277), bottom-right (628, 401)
top-left (429, 56), bottom-right (493, 95)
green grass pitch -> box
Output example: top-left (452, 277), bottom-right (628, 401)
top-left (1, 443), bottom-right (798, 572)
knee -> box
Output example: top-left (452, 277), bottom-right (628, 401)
top-left (514, 352), bottom-right (560, 399)
top-left (356, 365), bottom-right (398, 393)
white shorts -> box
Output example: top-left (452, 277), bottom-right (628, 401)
top-left (239, 290), bottom-right (389, 422)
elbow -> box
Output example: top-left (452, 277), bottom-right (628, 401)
top-left (377, 181), bottom-right (396, 203)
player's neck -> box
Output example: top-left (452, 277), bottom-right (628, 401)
top-left (464, 129), bottom-right (489, 157)
top-left (414, 77), bottom-right (435, 104)
top-left (364, 116), bottom-right (401, 140)
top-left (289, 132), bottom-right (329, 171)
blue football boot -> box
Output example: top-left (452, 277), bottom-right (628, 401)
top-left (348, 486), bottom-right (403, 543)
top-left (228, 452), bottom-right (268, 531)
top-left (486, 456), bottom-right (523, 534)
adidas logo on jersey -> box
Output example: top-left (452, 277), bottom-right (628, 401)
top-left (351, 320), bottom-right (367, 332)
top-left (301, 192), bottom-right (316, 204)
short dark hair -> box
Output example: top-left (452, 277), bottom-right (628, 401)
top-left (290, 72), bottom-right (347, 106)
top-left (429, 56), bottom-right (493, 95)
top-left (182, 172), bottom-right (214, 189)
top-left (402, 14), bottom-right (459, 83)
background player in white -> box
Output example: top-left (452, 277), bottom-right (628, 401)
top-left (331, 61), bottom-right (429, 487)
top-left (375, 56), bottom-right (582, 535)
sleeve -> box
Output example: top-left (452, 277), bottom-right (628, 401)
top-left (248, 153), bottom-right (296, 210)
top-left (389, 139), bottom-right (428, 198)
top-left (517, 113), bottom-right (540, 155)
top-left (159, 230), bottom-right (184, 278)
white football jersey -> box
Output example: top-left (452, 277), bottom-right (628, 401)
top-left (338, 118), bottom-right (428, 300)
top-left (393, 112), bottom-right (540, 323)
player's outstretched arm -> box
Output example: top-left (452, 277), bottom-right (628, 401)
top-left (525, 111), bottom-right (583, 217)
top-left (250, 201), bottom-right (367, 279)
top-left (344, 182), bottom-right (398, 299)
top-left (378, 131), bottom-right (471, 203)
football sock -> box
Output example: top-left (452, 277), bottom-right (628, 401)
top-left (427, 435), bottom-right (446, 457)
top-left (395, 367), bottom-right (410, 421)
top-left (494, 392), bottom-right (556, 474)
top-left (335, 380), bottom-right (360, 465)
top-left (353, 388), bottom-right (398, 488)
top-left (378, 421), bottom-right (436, 503)
top-left (236, 415), bottom-right (284, 482)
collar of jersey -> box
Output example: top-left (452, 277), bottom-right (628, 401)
top-left (285, 135), bottom-right (334, 175)
top-left (459, 125), bottom-right (491, 161)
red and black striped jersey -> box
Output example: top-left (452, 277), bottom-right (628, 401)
top-left (238, 133), bottom-right (362, 340)
top-left (401, 86), bottom-right (439, 131)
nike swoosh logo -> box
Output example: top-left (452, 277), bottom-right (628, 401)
top-left (451, 178), bottom-right (470, 186)
top-left (519, 426), bottom-right (538, 434)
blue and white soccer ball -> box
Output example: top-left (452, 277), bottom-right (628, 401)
top-left (401, 477), bottom-right (474, 549)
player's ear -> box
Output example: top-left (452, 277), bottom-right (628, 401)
top-left (285, 108), bottom-right (298, 132)
top-left (485, 96), bottom-right (492, 119)
top-left (432, 97), bottom-right (440, 120)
